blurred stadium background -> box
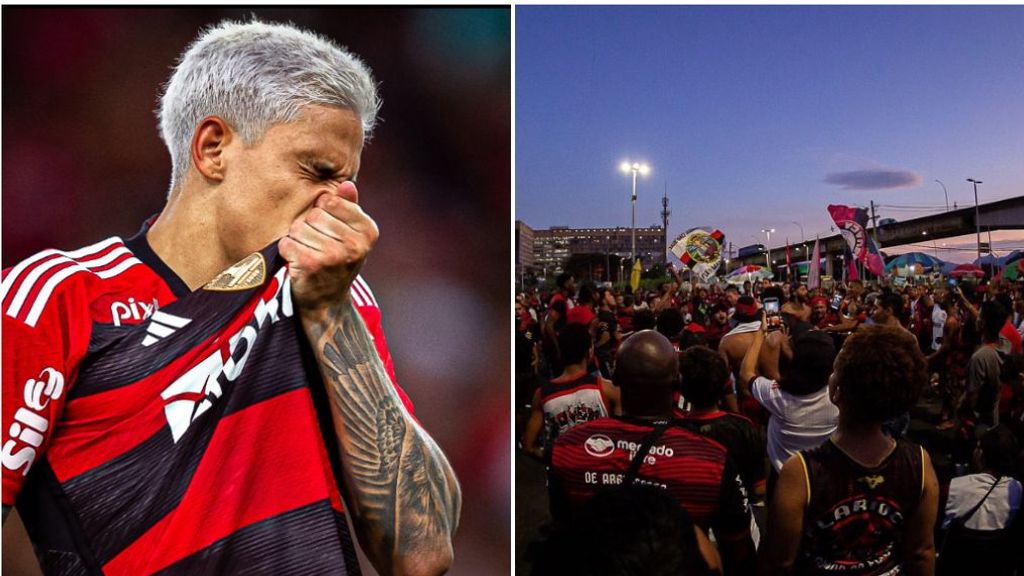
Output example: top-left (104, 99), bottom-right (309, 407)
top-left (2, 7), bottom-right (510, 575)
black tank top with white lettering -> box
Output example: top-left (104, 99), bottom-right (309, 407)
top-left (796, 438), bottom-right (924, 576)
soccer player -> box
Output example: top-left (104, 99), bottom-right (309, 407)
top-left (2, 20), bottom-right (460, 576)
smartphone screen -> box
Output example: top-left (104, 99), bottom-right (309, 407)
top-left (830, 295), bottom-right (842, 310)
top-left (764, 297), bottom-right (782, 331)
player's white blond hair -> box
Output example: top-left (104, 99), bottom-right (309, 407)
top-left (158, 18), bottom-right (380, 190)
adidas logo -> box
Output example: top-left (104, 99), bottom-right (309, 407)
top-left (142, 311), bottom-right (192, 347)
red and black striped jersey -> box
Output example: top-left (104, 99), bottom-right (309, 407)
top-left (2, 229), bottom-right (412, 575)
top-left (549, 416), bottom-right (751, 536)
top-left (674, 409), bottom-right (768, 497)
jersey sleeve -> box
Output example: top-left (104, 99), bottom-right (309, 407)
top-left (749, 377), bottom-right (778, 413)
top-left (350, 276), bottom-right (415, 415)
top-left (2, 267), bottom-right (92, 507)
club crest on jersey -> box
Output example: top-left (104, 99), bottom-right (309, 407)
top-left (161, 268), bottom-right (292, 442)
top-left (858, 474), bottom-right (886, 489)
top-left (584, 434), bottom-right (615, 458)
top-left (204, 252), bottom-right (266, 292)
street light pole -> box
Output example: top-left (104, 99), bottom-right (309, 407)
top-left (631, 169), bottom-right (637, 261)
top-left (967, 178), bottom-right (983, 262)
top-left (761, 228), bottom-right (775, 268)
top-left (621, 161), bottom-right (650, 264)
top-left (935, 179), bottom-right (949, 212)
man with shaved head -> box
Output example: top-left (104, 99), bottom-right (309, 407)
top-left (549, 331), bottom-right (756, 575)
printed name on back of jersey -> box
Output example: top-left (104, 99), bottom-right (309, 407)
top-left (204, 252), bottom-right (266, 292)
top-left (161, 268), bottom-right (293, 442)
top-left (2, 367), bottom-right (65, 476)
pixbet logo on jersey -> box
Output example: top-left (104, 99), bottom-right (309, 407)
top-left (2, 368), bottom-right (65, 475)
top-left (160, 267), bottom-right (293, 443)
top-left (110, 297), bottom-right (159, 326)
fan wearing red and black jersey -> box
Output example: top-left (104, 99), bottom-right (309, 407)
top-left (675, 345), bottom-right (768, 505)
top-left (549, 331), bottom-right (756, 576)
top-left (2, 19), bottom-right (459, 576)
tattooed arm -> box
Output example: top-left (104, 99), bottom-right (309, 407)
top-left (305, 301), bottom-right (460, 576)
top-left (281, 181), bottom-right (461, 576)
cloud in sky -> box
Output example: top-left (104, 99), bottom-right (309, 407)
top-left (824, 169), bottom-right (922, 190)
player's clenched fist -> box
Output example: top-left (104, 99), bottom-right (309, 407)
top-left (279, 181), bottom-right (379, 317)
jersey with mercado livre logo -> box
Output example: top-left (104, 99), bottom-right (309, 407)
top-left (548, 416), bottom-right (751, 535)
top-left (2, 228), bottom-right (413, 575)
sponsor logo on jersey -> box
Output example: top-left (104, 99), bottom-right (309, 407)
top-left (160, 268), bottom-right (292, 442)
top-left (2, 368), bottom-right (64, 475)
top-left (615, 439), bottom-right (675, 459)
top-left (584, 434), bottom-right (615, 458)
top-left (110, 297), bottom-right (159, 326)
top-left (142, 311), bottom-right (193, 347)
top-left (204, 252), bottom-right (266, 292)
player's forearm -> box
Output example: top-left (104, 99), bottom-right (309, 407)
top-left (304, 300), bottom-right (461, 576)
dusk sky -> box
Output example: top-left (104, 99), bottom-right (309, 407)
top-left (516, 6), bottom-right (1024, 264)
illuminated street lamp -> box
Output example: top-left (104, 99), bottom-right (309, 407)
top-left (621, 161), bottom-right (650, 261)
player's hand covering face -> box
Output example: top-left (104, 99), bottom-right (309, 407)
top-left (280, 180), bottom-right (378, 315)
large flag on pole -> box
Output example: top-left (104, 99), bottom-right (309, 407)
top-left (827, 204), bottom-right (885, 276)
top-left (808, 237), bottom-right (821, 290)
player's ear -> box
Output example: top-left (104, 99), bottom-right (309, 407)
top-left (190, 116), bottom-right (232, 182)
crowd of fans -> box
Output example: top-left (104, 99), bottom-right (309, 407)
top-left (517, 267), bottom-right (1024, 575)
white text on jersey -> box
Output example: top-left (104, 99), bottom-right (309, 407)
top-left (160, 269), bottom-right (293, 442)
top-left (111, 297), bottom-right (159, 326)
top-left (2, 368), bottom-right (65, 475)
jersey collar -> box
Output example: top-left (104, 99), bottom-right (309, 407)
top-left (124, 217), bottom-right (191, 299)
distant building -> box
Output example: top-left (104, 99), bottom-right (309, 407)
top-left (516, 220), bottom-right (535, 278)
top-left (530, 224), bottom-right (666, 274)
